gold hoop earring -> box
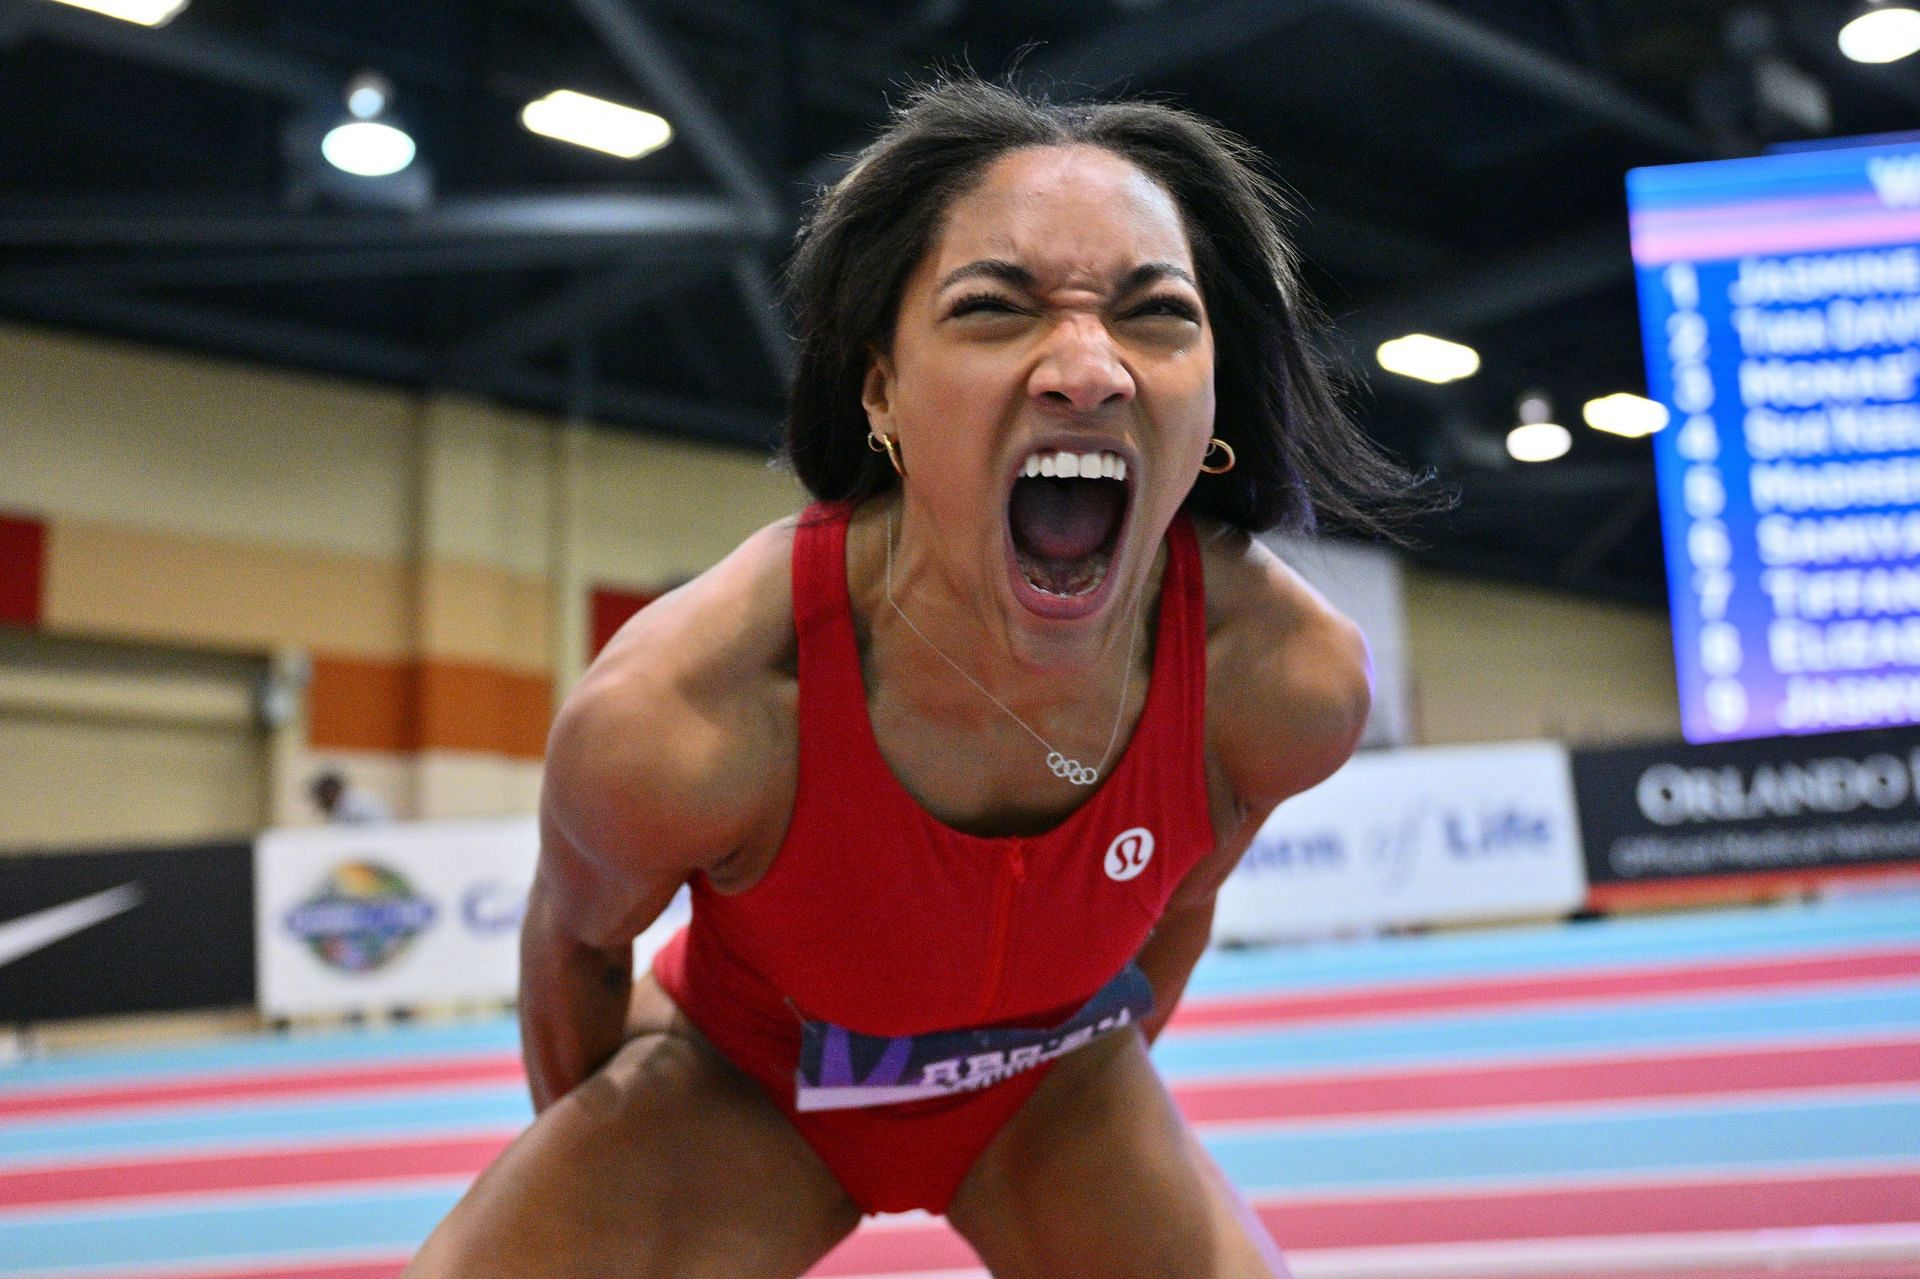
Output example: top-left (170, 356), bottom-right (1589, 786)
top-left (867, 430), bottom-right (906, 478)
top-left (1199, 438), bottom-right (1236, 475)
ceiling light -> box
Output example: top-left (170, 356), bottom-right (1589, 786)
top-left (1507, 421), bottom-right (1572, 463)
top-left (47, 0), bottom-right (189, 24)
top-left (320, 121), bottom-right (416, 177)
top-left (344, 72), bottom-right (393, 121)
top-left (1375, 334), bottom-right (1480, 384)
top-left (1507, 392), bottom-right (1570, 462)
top-left (1839, 3), bottom-right (1920, 63)
top-left (521, 90), bottom-right (673, 159)
top-left (1583, 393), bottom-right (1671, 438)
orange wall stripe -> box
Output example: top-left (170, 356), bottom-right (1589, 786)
top-left (418, 659), bottom-right (552, 759)
top-left (309, 653), bottom-right (550, 759)
top-left (0, 512), bottom-right (46, 627)
top-left (309, 654), bottom-right (417, 753)
top-left (1587, 861), bottom-right (1920, 914)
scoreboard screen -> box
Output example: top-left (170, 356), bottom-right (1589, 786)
top-left (1628, 137), bottom-right (1920, 742)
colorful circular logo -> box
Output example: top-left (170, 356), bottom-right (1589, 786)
top-left (283, 860), bottom-right (437, 974)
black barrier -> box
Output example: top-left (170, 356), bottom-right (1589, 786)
top-left (0, 840), bottom-right (255, 1022)
top-left (1572, 726), bottom-right (1920, 891)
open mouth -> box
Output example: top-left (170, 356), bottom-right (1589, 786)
top-left (1006, 447), bottom-right (1131, 612)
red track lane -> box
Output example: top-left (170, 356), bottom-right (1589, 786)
top-left (810, 1169), bottom-right (1920, 1273)
top-left (0, 1054), bottom-right (527, 1122)
top-left (0, 1134), bottom-right (512, 1211)
top-left (1169, 944), bottom-right (1920, 1029)
top-left (9, 947), bottom-right (1912, 1125)
top-left (11, 1036), bottom-right (1918, 1212)
top-left (1170, 1036), bottom-right (1920, 1122)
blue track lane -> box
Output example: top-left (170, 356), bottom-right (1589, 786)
top-left (2, 898), bottom-right (1917, 1275)
top-left (0, 1086), bottom-right (531, 1163)
top-left (4, 1093), bottom-right (1916, 1270)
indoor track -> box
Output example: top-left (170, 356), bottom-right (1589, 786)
top-left (3, 894), bottom-right (1917, 1279)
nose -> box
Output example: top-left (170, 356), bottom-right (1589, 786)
top-left (1028, 315), bottom-right (1135, 415)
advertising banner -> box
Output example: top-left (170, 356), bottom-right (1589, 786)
top-left (0, 840), bottom-right (254, 1022)
top-left (1572, 725), bottom-right (1920, 906)
top-left (255, 816), bottom-right (689, 1018)
top-left (1212, 741), bottom-right (1587, 942)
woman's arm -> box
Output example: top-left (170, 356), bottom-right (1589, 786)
top-left (1134, 893), bottom-right (1217, 1045)
top-left (1132, 533), bottom-right (1374, 1043)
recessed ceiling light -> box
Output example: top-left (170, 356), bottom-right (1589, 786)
top-left (1840, 3), bottom-right (1920, 63)
top-left (47, 0), bottom-right (189, 24)
top-left (521, 90), bottom-right (673, 159)
top-left (1375, 334), bottom-right (1480, 384)
top-left (1507, 421), bottom-right (1572, 463)
top-left (320, 121), bottom-right (417, 177)
top-left (1583, 393), bottom-right (1671, 438)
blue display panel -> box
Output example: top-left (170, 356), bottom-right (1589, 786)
top-left (1628, 139), bottom-right (1920, 742)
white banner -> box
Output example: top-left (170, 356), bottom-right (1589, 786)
top-left (255, 815), bottom-right (689, 1017)
top-left (1213, 740), bottom-right (1587, 943)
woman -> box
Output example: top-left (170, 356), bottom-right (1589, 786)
top-left (407, 79), bottom-right (1411, 1278)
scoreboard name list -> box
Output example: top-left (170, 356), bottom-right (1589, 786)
top-left (1631, 144), bottom-right (1920, 743)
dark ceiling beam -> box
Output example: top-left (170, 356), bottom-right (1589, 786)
top-left (1339, 0), bottom-right (1714, 158)
top-left (1335, 224), bottom-right (1631, 358)
top-left (0, 288), bottom-right (429, 382)
top-left (0, 193), bottom-right (754, 249)
top-left (570, 0), bottom-right (782, 235)
top-left (448, 257), bottom-right (682, 369)
top-left (0, 238), bottom-right (664, 292)
top-left (1291, 204), bottom-right (1469, 283)
top-left (1446, 460), bottom-right (1647, 500)
top-left (1555, 485), bottom-right (1655, 588)
top-left (568, 0), bottom-right (792, 388)
top-left (10, 0), bottom-right (338, 105)
top-left (1027, 0), bottom-right (1711, 160)
top-left (729, 252), bottom-right (795, 385)
top-left (1025, 0), bottom-right (1326, 92)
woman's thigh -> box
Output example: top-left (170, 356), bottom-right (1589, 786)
top-left (404, 976), bottom-right (861, 1279)
top-left (945, 1031), bottom-right (1292, 1279)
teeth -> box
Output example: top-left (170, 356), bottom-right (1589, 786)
top-left (1020, 448), bottom-right (1127, 482)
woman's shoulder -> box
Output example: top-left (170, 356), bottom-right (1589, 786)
top-left (545, 516), bottom-right (802, 874)
top-left (1191, 517), bottom-right (1372, 807)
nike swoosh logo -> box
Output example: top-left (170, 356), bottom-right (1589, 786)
top-left (0, 882), bottom-right (145, 968)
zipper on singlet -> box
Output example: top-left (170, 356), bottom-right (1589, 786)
top-left (970, 840), bottom-right (1026, 1023)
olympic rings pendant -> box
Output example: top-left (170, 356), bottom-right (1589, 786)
top-left (1047, 751), bottom-right (1100, 786)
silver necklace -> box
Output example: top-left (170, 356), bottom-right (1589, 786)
top-left (883, 510), bottom-right (1140, 787)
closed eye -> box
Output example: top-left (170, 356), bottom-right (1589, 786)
top-left (1123, 296), bottom-right (1202, 323)
top-left (948, 292), bottom-right (1030, 318)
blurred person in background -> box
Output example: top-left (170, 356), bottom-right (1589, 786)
top-left (308, 770), bottom-right (392, 825)
top-left (407, 78), bottom-right (1416, 1279)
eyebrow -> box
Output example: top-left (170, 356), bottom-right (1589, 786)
top-left (936, 259), bottom-right (1197, 295)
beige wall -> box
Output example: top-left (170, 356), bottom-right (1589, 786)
top-left (0, 323), bottom-right (802, 850)
top-left (0, 631), bottom-right (270, 850)
top-left (1405, 568), bottom-right (1680, 747)
top-left (0, 325), bottom-right (417, 559)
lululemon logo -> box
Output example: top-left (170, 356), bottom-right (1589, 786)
top-left (1104, 827), bottom-right (1155, 882)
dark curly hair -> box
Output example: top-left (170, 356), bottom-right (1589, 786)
top-left (782, 77), bottom-right (1415, 537)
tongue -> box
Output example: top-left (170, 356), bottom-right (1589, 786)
top-left (1009, 477), bottom-right (1125, 562)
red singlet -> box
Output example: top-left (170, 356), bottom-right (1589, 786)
top-left (652, 502), bottom-right (1216, 1213)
